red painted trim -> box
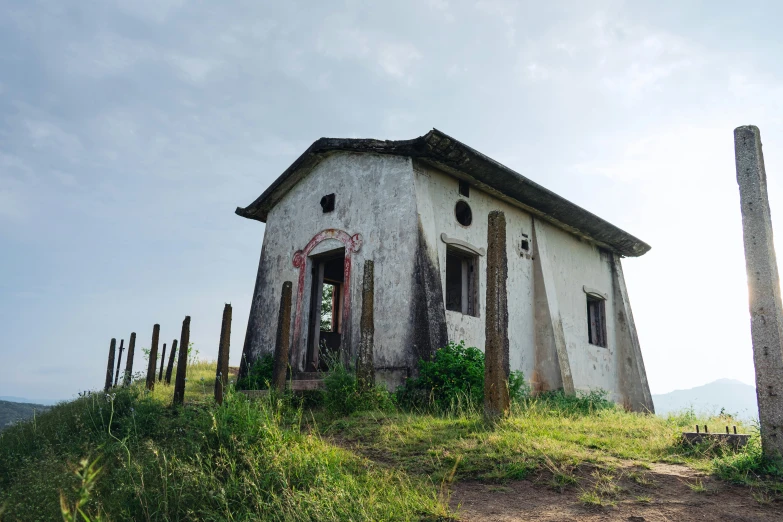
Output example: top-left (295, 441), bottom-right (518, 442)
top-left (291, 229), bottom-right (363, 371)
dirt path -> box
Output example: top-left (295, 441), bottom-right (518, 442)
top-left (449, 463), bottom-right (783, 521)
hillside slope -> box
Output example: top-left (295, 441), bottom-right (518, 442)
top-left (0, 400), bottom-right (49, 431)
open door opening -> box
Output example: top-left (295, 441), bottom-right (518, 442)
top-left (306, 248), bottom-right (345, 372)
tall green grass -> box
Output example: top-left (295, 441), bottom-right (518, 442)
top-left (0, 375), bottom-right (447, 521)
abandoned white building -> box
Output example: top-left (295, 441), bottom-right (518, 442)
top-left (237, 129), bottom-right (654, 412)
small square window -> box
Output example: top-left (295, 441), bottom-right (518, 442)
top-left (445, 247), bottom-right (478, 316)
top-left (586, 295), bottom-right (607, 347)
top-left (459, 180), bottom-right (470, 197)
top-left (320, 193), bottom-right (335, 213)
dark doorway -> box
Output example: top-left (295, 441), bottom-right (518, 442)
top-left (306, 248), bottom-right (345, 371)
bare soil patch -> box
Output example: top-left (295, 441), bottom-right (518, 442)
top-left (450, 463), bottom-right (783, 521)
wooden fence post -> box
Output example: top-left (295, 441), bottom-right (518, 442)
top-left (165, 340), bottom-right (178, 385)
top-left (158, 343), bottom-right (166, 381)
top-left (173, 317), bottom-right (190, 406)
top-left (113, 339), bottom-right (125, 387)
top-left (122, 333), bottom-right (136, 387)
top-left (215, 304), bottom-right (232, 404)
top-left (104, 338), bottom-right (116, 393)
top-left (145, 324), bottom-right (160, 391)
top-left (272, 282), bottom-right (293, 392)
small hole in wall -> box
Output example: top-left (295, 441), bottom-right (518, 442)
top-left (455, 200), bottom-right (472, 226)
top-left (459, 180), bottom-right (470, 197)
top-left (521, 239), bottom-right (530, 251)
top-left (320, 193), bottom-right (335, 213)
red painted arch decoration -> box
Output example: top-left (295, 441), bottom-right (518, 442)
top-left (291, 229), bottom-right (363, 371)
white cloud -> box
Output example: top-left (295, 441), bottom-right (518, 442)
top-left (376, 42), bottom-right (421, 81)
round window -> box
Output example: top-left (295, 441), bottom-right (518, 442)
top-left (455, 200), bottom-right (472, 226)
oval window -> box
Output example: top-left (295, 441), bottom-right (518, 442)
top-left (455, 201), bottom-right (472, 226)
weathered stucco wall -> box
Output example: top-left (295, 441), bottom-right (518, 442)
top-left (242, 152), bottom-right (420, 380)
top-left (413, 162), bottom-right (536, 378)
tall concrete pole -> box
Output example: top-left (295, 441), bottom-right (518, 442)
top-left (272, 282), bottom-right (293, 392)
top-left (735, 125), bottom-right (783, 461)
top-left (113, 339), bottom-right (125, 387)
top-left (173, 316), bottom-right (190, 406)
top-left (165, 339), bottom-right (178, 385)
top-left (104, 338), bottom-right (116, 393)
top-left (215, 304), bottom-right (232, 404)
top-left (357, 261), bottom-right (375, 392)
top-left (145, 324), bottom-right (160, 391)
top-left (484, 210), bottom-right (510, 421)
top-left (122, 332), bottom-right (136, 387)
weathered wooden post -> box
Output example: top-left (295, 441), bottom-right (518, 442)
top-left (484, 210), bottom-right (510, 421)
top-left (173, 317), bottom-right (190, 406)
top-left (357, 261), bottom-right (375, 391)
top-left (165, 340), bottom-right (177, 385)
top-left (113, 339), bottom-right (125, 387)
top-left (735, 125), bottom-right (783, 461)
top-left (145, 324), bottom-right (160, 391)
top-left (122, 332), bottom-right (136, 387)
top-left (104, 338), bottom-right (116, 393)
top-left (272, 282), bottom-right (293, 392)
top-left (158, 343), bottom-right (166, 382)
top-left (215, 304), bottom-right (232, 404)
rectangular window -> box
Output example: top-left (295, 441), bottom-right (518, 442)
top-left (586, 295), bottom-right (607, 347)
top-left (445, 247), bottom-right (478, 316)
top-left (459, 180), bottom-right (470, 197)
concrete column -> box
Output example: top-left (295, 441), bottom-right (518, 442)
top-left (165, 339), bottom-right (178, 385)
top-left (357, 260), bottom-right (375, 391)
top-left (484, 210), bottom-right (510, 421)
top-left (173, 316), bottom-right (190, 406)
top-left (104, 338), bottom-right (116, 393)
top-left (215, 304), bottom-right (232, 404)
top-left (272, 282), bottom-right (293, 392)
top-left (122, 332), bottom-right (136, 387)
top-left (158, 343), bottom-right (166, 382)
top-left (735, 125), bottom-right (783, 461)
top-left (113, 339), bottom-right (125, 387)
top-left (145, 324), bottom-right (160, 391)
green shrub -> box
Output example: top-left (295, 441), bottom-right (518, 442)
top-left (236, 354), bottom-right (274, 390)
top-left (323, 363), bottom-right (394, 417)
top-left (396, 341), bottom-right (530, 413)
top-left (527, 389), bottom-right (614, 416)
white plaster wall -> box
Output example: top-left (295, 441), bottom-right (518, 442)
top-left (534, 220), bottom-right (620, 399)
top-left (249, 152), bottom-right (419, 371)
top-left (414, 164), bottom-right (536, 378)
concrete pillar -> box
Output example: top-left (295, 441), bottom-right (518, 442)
top-left (104, 338), bottom-right (116, 393)
top-left (113, 339), bottom-right (124, 387)
top-left (158, 343), bottom-right (166, 382)
top-left (165, 339), bottom-right (178, 385)
top-left (122, 332), bottom-right (136, 387)
top-left (735, 125), bottom-right (783, 461)
top-left (357, 260), bottom-right (375, 391)
top-left (173, 317), bottom-right (190, 406)
top-left (145, 324), bottom-right (160, 391)
top-left (484, 210), bottom-right (510, 421)
top-left (272, 282), bottom-right (293, 392)
top-left (215, 304), bottom-right (232, 404)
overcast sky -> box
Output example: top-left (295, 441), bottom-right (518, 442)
top-left (3, 0), bottom-right (783, 402)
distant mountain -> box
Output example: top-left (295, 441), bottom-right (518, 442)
top-left (653, 379), bottom-right (758, 420)
top-left (0, 396), bottom-right (59, 406)
top-left (0, 400), bottom-right (50, 431)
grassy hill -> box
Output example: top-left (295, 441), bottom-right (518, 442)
top-left (0, 400), bottom-right (50, 431)
top-left (0, 360), bottom-right (780, 521)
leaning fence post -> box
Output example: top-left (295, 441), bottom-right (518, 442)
top-left (165, 339), bottom-right (178, 385)
top-left (215, 304), bottom-right (232, 404)
top-left (158, 343), bottom-right (166, 382)
top-left (173, 316), bottom-right (190, 406)
top-left (145, 324), bottom-right (160, 391)
top-left (357, 261), bottom-right (375, 392)
top-left (104, 338), bottom-right (116, 393)
top-left (113, 339), bottom-right (125, 387)
top-left (272, 282), bottom-right (293, 392)
top-left (122, 332), bottom-right (136, 387)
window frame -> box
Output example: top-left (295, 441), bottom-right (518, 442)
top-left (585, 293), bottom-right (607, 348)
top-left (445, 246), bottom-right (479, 317)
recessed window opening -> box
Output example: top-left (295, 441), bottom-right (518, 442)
top-left (320, 193), bottom-right (335, 213)
top-left (520, 233), bottom-right (530, 252)
top-left (455, 200), bottom-right (472, 226)
top-left (459, 180), bottom-right (470, 197)
top-left (586, 295), bottom-right (607, 347)
top-left (445, 246), bottom-right (478, 316)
